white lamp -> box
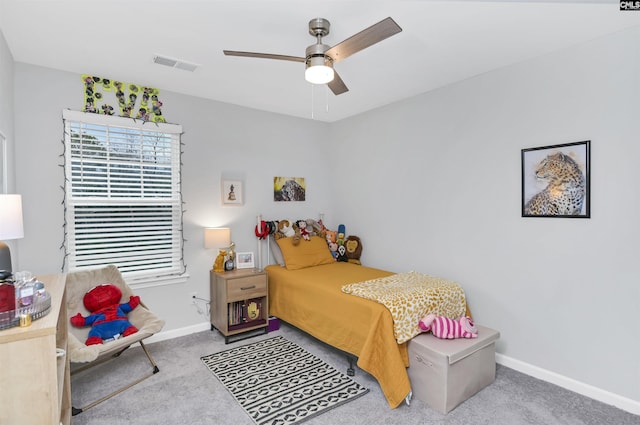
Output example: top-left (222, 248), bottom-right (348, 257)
top-left (305, 56), bottom-right (334, 85)
top-left (204, 227), bottom-right (230, 250)
top-left (204, 228), bottom-right (231, 272)
top-left (0, 194), bottom-right (24, 272)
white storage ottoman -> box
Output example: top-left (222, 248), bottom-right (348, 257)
top-left (407, 325), bottom-right (500, 414)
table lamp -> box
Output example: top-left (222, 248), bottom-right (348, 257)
top-left (0, 194), bottom-right (24, 272)
top-left (204, 227), bottom-right (231, 272)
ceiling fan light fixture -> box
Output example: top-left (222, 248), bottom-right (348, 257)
top-left (224, 17), bottom-right (402, 95)
top-left (305, 56), bottom-right (334, 84)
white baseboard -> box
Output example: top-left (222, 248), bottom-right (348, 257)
top-left (145, 321), bottom-right (211, 344)
top-left (496, 353), bottom-right (640, 416)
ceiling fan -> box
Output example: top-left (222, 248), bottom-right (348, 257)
top-left (223, 17), bottom-right (402, 95)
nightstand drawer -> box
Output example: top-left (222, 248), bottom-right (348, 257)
top-left (227, 275), bottom-right (266, 301)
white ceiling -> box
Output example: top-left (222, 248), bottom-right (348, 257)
top-left (1, 0), bottom-right (638, 122)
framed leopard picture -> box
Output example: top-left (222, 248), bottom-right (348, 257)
top-left (521, 140), bottom-right (590, 218)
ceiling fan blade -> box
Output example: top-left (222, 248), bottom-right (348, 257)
top-left (325, 17), bottom-right (402, 63)
top-left (328, 71), bottom-right (348, 95)
top-left (223, 50), bottom-right (305, 63)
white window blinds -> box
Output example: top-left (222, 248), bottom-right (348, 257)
top-left (62, 110), bottom-right (185, 286)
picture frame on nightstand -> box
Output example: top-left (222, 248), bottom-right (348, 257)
top-left (236, 252), bottom-right (255, 269)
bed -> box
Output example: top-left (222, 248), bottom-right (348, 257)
top-left (265, 234), bottom-right (469, 409)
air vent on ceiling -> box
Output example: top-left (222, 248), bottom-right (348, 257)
top-left (153, 55), bottom-right (199, 72)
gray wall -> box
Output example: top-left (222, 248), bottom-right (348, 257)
top-left (0, 28), bottom-right (12, 163)
top-left (3, 25), bottom-right (638, 411)
top-left (329, 27), bottom-right (640, 406)
top-left (0, 27), bottom-right (18, 268)
top-left (12, 63), bottom-right (335, 333)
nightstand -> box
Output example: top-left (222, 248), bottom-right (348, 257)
top-left (210, 269), bottom-right (268, 344)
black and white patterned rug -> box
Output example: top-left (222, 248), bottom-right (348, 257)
top-left (201, 335), bottom-right (369, 425)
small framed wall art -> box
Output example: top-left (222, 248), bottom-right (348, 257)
top-left (273, 176), bottom-right (306, 201)
top-left (236, 252), bottom-right (255, 269)
top-left (521, 140), bottom-right (590, 218)
top-left (222, 180), bottom-right (243, 205)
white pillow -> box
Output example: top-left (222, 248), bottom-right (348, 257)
top-left (269, 236), bottom-right (285, 266)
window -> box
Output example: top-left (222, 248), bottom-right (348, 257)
top-left (62, 110), bottom-right (185, 287)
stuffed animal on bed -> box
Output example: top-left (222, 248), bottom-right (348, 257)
top-left (419, 313), bottom-right (478, 339)
top-left (336, 244), bottom-right (348, 262)
top-left (297, 220), bottom-right (311, 241)
top-left (325, 230), bottom-right (338, 258)
top-left (344, 235), bottom-right (363, 265)
top-left (276, 219), bottom-right (296, 239)
top-left (337, 224), bottom-right (346, 246)
top-left (70, 284), bottom-right (140, 345)
top-left (306, 219), bottom-right (326, 240)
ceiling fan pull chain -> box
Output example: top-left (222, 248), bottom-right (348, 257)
top-left (311, 84), bottom-right (315, 119)
top-left (325, 84), bottom-right (329, 113)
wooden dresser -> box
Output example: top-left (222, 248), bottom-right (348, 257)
top-left (0, 273), bottom-right (71, 425)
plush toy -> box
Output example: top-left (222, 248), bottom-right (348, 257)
top-left (317, 218), bottom-right (327, 234)
top-left (290, 220), bottom-right (302, 246)
top-left (275, 219), bottom-right (295, 240)
top-left (297, 220), bottom-right (311, 241)
top-left (255, 220), bottom-right (269, 240)
top-left (325, 229), bottom-right (337, 244)
top-left (306, 219), bottom-right (326, 240)
top-left (325, 230), bottom-right (338, 258)
top-left (419, 314), bottom-right (478, 339)
top-left (337, 224), bottom-right (346, 246)
top-left (336, 244), bottom-right (348, 262)
top-left (70, 284), bottom-right (140, 345)
top-left (344, 235), bottom-right (363, 265)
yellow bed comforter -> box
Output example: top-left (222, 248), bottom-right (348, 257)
top-left (266, 262), bottom-right (409, 408)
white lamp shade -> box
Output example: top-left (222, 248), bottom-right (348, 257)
top-left (0, 194), bottom-right (24, 240)
top-left (204, 227), bottom-right (231, 249)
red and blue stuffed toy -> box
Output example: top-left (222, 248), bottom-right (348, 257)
top-left (70, 284), bottom-right (140, 346)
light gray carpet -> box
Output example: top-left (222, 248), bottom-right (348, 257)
top-left (70, 321), bottom-right (639, 425)
top-left (201, 335), bottom-right (369, 424)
